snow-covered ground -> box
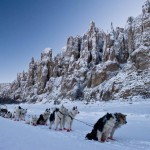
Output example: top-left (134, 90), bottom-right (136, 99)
top-left (0, 98), bottom-right (150, 150)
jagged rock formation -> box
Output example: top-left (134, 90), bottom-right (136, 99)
top-left (1, 0), bottom-right (150, 103)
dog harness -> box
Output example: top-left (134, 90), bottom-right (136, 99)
top-left (57, 110), bottom-right (65, 120)
top-left (68, 112), bottom-right (74, 120)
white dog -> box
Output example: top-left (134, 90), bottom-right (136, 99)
top-left (65, 106), bottom-right (79, 132)
top-left (14, 106), bottom-right (27, 121)
top-left (31, 115), bottom-right (38, 126)
top-left (54, 105), bottom-right (68, 130)
top-left (14, 106), bottom-right (22, 121)
top-left (20, 108), bottom-right (27, 121)
top-left (25, 115), bottom-right (38, 126)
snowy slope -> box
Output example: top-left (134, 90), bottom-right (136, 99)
top-left (0, 98), bottom-right (150, 150)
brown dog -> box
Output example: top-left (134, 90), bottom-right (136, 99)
top-left (102, 113), bottom-right (127, 141)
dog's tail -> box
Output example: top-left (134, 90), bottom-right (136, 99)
top-left (85, 130), bottom-right (98, 141)
top-left (85, 133), bottom-right (93, 140)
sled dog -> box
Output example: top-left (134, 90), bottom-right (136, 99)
top-left (86, 113), bottom-right (116, 142)
top-left (49, 107), bottom-right (59, 129)
top-left (54, 105), bottom-right (68, 130)
top-left (20, 108), bottom-right (27, 121)
top-left (14, 106), bottom-right (27, 121)
top-left (37, 108), bottom-right (51, 125)
top-left (65, 106), bottom-right (79, 132)
top-left (108, 113), bottom-right (127, 140)
top-left (4, 111), bottom-right (13, 118)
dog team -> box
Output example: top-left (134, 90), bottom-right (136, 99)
top-left (0, 105), bottom-right (80, 132)
top-left (0, 104), bottom-right (127, 142)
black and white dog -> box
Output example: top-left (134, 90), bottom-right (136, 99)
top-left (37, 108), bottom-right (51, 125)
top-left (49, 107), bottom-right (59, 129)
top-left (0, 105), bottom-right (8, 117)
top-left (86, 113), bottom-right (116, 142)
top-left (65, 106), bottom-right (79, 132)
top-left (4, 111), bottom-right (13, 118)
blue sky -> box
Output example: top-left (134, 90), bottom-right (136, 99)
top-left (0, 0), bottom-right (144, 83)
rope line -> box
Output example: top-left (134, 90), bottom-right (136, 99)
top-left (73, 118), bottom-right (94, 127)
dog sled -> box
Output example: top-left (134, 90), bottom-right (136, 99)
top-left (0, 104), bottom-right (8, 117)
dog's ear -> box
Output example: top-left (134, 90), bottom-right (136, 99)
top-left (55, 108), bottom-right (59, 112)
top-left (114, 112), bottom-right (118, 117)
top-left (73, 107), bottom-right (75, 110)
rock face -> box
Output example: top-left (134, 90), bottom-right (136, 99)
top-left (1, 1), bottom-right (150, 103)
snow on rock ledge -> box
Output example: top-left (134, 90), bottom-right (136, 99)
top-left (1, 1), bottom-right (150, 103)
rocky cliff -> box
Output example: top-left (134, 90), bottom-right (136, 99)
top-left (1, 0), bottom-right (150, 103)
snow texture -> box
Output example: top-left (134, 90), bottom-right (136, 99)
top-left (0, 98), bottom-right (150, 150)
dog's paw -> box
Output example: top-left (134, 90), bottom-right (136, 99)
top-left (67, 129), bottom-right (71, 132)
top-left (101, 138), bottom-right (106, 142)
top-left (108, 137), bottom-right (116, 140)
